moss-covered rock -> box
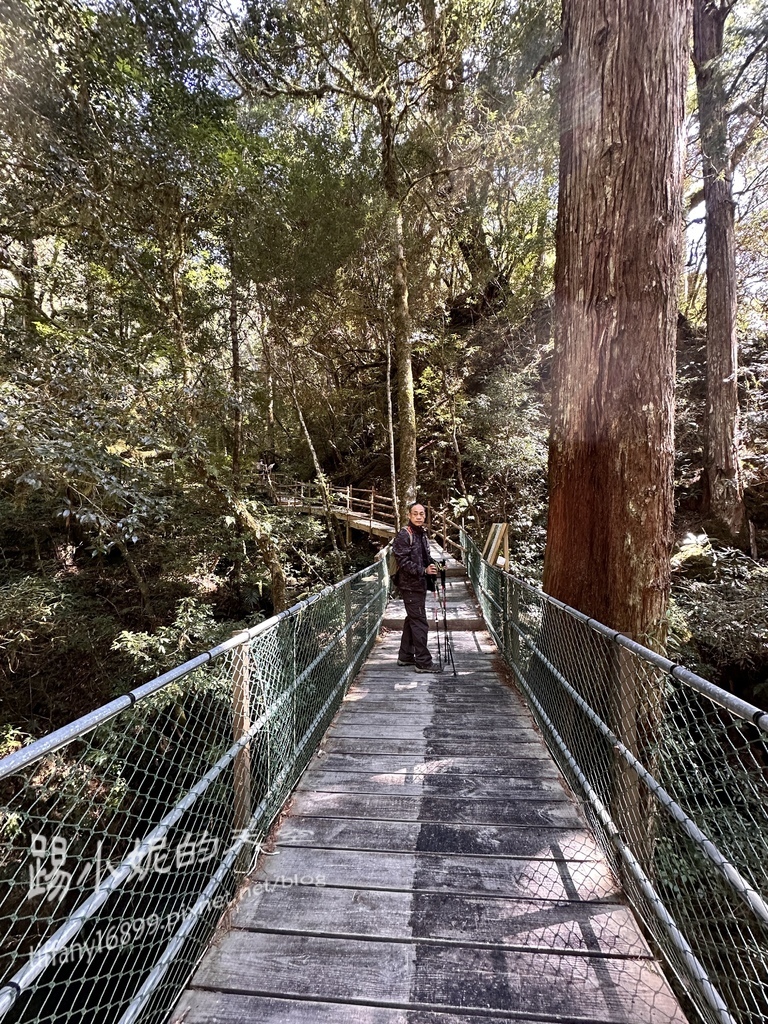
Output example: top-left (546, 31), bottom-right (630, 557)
top-left (671, 532), bottom-right (718, 580)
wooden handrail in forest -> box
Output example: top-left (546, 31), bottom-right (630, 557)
top-left (263, 478), bottom-right (465, 551)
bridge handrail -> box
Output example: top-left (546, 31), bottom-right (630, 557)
top-left (0, 558), bottom-right (390, 1024)
top-left (462, 529), bottom-right (768, 1024)
top-left (270, 482), bottom-right (397, 525)
top-left (264, 478), bottom-right (466, 549)
top-left (475, 552), bottom-right (768, 735)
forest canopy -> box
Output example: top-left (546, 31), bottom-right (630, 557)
top-left (1, 0), bottom-right (767, 742)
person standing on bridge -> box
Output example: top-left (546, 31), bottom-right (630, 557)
top-left (393, 503), bottom-right (441, 673)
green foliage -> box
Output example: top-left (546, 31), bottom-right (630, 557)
top-left (459, 340), bottom-right (550, 579)
top-left (112, 597), bottom-right (235, 674)
top-left (0, 726), bottom-right (26, 761)
top-left (669, 544), bottom-right (768, 694)
top-left (0, 0), bottom-right (765, 742)
top-left (0, 575), bottom-right (70, 676)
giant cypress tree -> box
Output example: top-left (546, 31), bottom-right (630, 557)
top-left (693, 0), bottom-right (748, 547)
top-left (542, 0), bottom-right (690, 645)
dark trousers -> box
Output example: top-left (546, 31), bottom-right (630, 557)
top-left (398, 587), bottom-right (432, 667)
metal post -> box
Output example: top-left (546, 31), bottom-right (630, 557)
top-left (505, 581), bottom-right (524, 667)
top-left (502, 574), bottom-right (510, 657)
top-left (232, 644), bottom-right (251, 873)
top-left (344, 579), bottom-right (353, 666)
top-left (510, 584), bottom-right (519, 666)
top-left (370, 487), bottom-right (375, 530)
top-left (433, 583), bottom-right (442, 665)
top-left (346, 485), bottom-right (351, 545)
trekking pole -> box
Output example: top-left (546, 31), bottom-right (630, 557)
top-left (432, 579), bottom-right (442, 666)
top-left (439, 561), bottom-right (457, 675)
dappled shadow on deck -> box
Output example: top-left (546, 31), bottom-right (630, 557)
top-left (172, 569), bottom-right (686, 1024)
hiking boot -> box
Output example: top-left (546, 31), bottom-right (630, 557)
top-left (415, 663), bottom-right (443, 674)
top-left (397, 658), bottom-right (416, 666)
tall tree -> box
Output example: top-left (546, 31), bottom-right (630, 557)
top-left (229, 0), bottom-right (501, 515)
top-left (693, 0), bottom-right (749, 547)
top-left (543, 0), bottom-right (690, 645)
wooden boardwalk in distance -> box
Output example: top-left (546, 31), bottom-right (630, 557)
top-left (172, 563), bottom-right (687, 1024)
top-left (273, 492), bottom-right (398, 541)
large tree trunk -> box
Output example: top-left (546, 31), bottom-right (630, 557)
top-left (381, 102), bottom-right (418, 517)
top-left (229, 248), bottom-right (244, 594)
top-left (392, 207), bottom-right (418, 516)
top-left (386, 335), bottom-right (400, 529)
top-left (693, 0), bottom-right (748, 546)
top-left (230, 252), bottom-right (243, 495)
top-left (543, 0), bottom-right (689, 647)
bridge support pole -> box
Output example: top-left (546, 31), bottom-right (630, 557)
top-left (503, 577), bottom-right (519, 667)
top-left (344, 580), bottom-right (353, 664)
top-left (501, 574), bottom-right (509, 655)
top-left (610, 646), bottom-right (656, 878)
top-left (232, 643), bottom-right (252, 875)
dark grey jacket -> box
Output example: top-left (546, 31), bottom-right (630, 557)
top-left (392, 524), bottom-right (434, 591)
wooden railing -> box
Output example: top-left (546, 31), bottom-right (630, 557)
top-left (259, 474), bottom-right (464, 551)
top-left (335, 485), bottom-right (398, 531)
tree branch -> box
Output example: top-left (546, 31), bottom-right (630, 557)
top-left (727, 31), bottom-right (768, 101)
top-left (531, 45), bottom-right (562, 80)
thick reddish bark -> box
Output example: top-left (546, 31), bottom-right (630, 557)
top-left (693, 0), bottom-right (747, 545)
top-left (542, 0), bottom-right (690, 646)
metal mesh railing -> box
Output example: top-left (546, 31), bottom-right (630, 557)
top-left (462, 530), bottom-right (768, 1024)
top-left (0, 558), bottom-right (388, 1024)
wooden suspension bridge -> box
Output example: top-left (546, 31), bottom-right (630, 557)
top-left (171, 548), bottom-right (686, 1024)
top-left (3, 484), bottom-right (764, 1024)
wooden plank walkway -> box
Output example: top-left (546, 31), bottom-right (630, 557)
top-left (172, 565), bottom-right (687, 1024)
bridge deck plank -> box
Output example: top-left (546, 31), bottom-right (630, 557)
top-left (172, 570), bottom-right (687, 1024)
top-left (173, 990), bottom-right (613, 1024)
top-left (312, 753), bottom-right (557, 774)
top-left (229, 884), bottom-right (652, 957)
top-left (294, 770), bottom-right (568, 798)
top-left (274, 815), bottom-right (601, 856)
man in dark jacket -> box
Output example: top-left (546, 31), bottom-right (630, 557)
top-left (392, 503), bottom-right (441, 673)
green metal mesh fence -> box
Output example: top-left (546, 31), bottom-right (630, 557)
top-left (462, 530), bottom-right (768, 1024)
top-left (0, 559), bottom-right (388, 1024)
